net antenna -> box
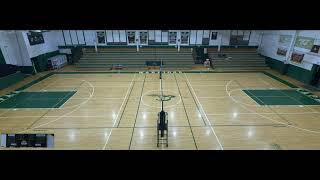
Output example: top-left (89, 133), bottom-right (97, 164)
top-left (160, 58), bottom-right (164, 111)
top-left (157, 57), bottom-right (168, 147)
top-left (159, 58), bottom-right (163, 80)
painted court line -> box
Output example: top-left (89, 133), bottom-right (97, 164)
top-left (17, 80), bottom-right (95, 133)
top-left (128, 74), bottom-right (146, 150)
top-left (71, 97), bottom-right (125, 100)
top-left (225, 80), bottom-right (320, 134)
top-left (206, 112), bottom-right (320, 115)
top-left (174, 73), bottom-right (198, 149)
top-left (102, 74), bottom-right (136, 150)
top-left (184, 73), bottom-right (224, 150)
top-left (40, 76), bottom-right (59, 91)
top-left (1, 110), bottom-right (320, 119)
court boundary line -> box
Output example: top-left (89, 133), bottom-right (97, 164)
top-left (40, 75), bottom-right (60, 91)
top-left (233, 79), bottom-right (292, 125)
top-left (183, 80), bottom-right (208, 126)
top-left (116, 83), bottom-right (136, 128)
top-left (17, 80), bottom-right (95, 134)
top-left (225, 80), bottom-right (320, 134)
top-left (184, 73), bottom-right (224, 150)
top-left (174, 73), bottom-right (198, 150)
top-left (228, 88), bottom-right (320, 107)
top-left (2, 110), bottom-right (320, 119)
top-left (257, 77), bottom-right (304, 125)
top-left (26, 124), bottom-right (287, 131)
top-left (2, 70), bottom-right (310, 101)
top-left (26, 83), bottom-right (84, 129)
top-left (128, 74), bottom-right (146, 150)
top-left (234, 80), bottom-right (261, 106)
top-left (103, 73), bottom-right (137, 150)
top-left (25, 124), bottom-right (287, 131)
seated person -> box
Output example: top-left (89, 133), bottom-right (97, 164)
top-left (204, 59), bottom-right (211, 69)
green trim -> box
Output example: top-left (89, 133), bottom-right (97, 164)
top-left (287, 64), bottom-right (318, 85)
top-left (261, 55), bottom-right (318, 85)
top-left (262, 72), bottom-right (298, 88)
top-left (18, 66), bottom-right (35, 75)
top-left (0, 72), bottom-right (27, 90)
top-left (264, 57), bottom-right (288, 74)
top-left (58, 45), bottom-right (258, 49)
top-left (15, 73), bottom-right (54, 91)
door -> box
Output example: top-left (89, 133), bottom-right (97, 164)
top-left (96, 30), bottom-right (106, 45)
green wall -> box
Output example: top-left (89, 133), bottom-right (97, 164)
top-left (265, 57), bottom-right (288, 74)
top-left (263, 55), bottom-right (317, 85)
top-left (58, 45), bottom-right (258, 49)
top-left (287, 64), bottom-right (318, 85)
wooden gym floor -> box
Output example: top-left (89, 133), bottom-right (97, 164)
top-left (0, 69), bottom-right (320, 150)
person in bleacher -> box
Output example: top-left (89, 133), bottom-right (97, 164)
top-left (204, 58), bottom-right (211, 70)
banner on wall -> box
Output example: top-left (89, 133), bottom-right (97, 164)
top-left (290, 51), bottom-right (304, 63)
top-left (276, 47), bottom-right (287, 56)
top-left (27, 32), bottom-right (45, 46)
top-left (278, 35), bottom-right (292, 46)
top-left (294, 36), bottom-right (315, 50)
top-left (311, 45), bottom-right (320, 53)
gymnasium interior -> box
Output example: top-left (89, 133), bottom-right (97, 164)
top-left (0, 30), bottom-right (320, 150)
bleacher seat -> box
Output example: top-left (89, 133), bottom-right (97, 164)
top-left (75, 47), bottom-right (195, 71)
top-left (207, 47), bottom-right (269, 71)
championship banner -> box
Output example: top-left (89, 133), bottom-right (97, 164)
top-left (311, 45), bottom-right (320, 53)
top-left (276, 47), bottom-right (287, 56)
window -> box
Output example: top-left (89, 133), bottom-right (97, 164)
top-left (230, 30), bottom-right (251, 45)
top-left (211, 32), bottom-right (217, 40)
top-left (181, 31), bottom-right (189, 44)
top-left (127, 31), bottom-right (135, 44)
top-left (139, 31), bottom-right (148, 44)
top-left (169, 32), bottom-right (177, 44)
top-left (96, 31), bottom-right (106, 44)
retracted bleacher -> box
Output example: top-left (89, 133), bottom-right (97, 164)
top-left (76, 48), bottom-right (194, 71)
top-left (207, 47), bottom-right (269, 71)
